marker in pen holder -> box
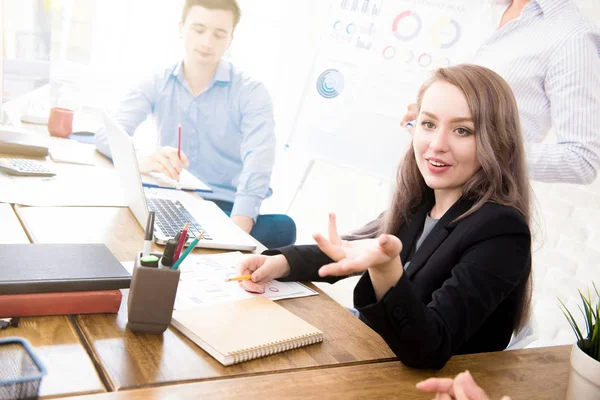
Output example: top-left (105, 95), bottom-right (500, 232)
top-left (126, 251), bottom-right (180, 334)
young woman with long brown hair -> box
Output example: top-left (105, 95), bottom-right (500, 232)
top-left (237, 64), bottom-right (532, 369)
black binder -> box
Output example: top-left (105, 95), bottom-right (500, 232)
top-left (0, 244), bottom-right (131, 294)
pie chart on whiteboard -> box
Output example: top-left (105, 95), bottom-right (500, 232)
top-left (431, 17), bottom-right (462, 49)
top-left (392, 10), bottom-right (422, 41)
top-left (316, 69), bottom-right (345, 99)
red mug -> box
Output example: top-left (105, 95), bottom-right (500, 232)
top-left (48, 107), bottom-right (74, 138)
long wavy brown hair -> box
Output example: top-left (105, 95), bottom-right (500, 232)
top-left (350, 64), bottom-right (532, 329)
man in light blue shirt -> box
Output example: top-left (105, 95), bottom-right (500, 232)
top-left (95, 0), bottom-right (296, 248)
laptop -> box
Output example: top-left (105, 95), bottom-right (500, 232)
top-left (104, 113), bottom-right (257, 251)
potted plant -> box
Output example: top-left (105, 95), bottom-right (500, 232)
top-left (559, 283), bottom-right (599, 400)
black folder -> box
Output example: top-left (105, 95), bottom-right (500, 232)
top-left (0, 244), bottom-right (131, 294)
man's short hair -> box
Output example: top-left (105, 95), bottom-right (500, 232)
top-left (181, 0), bottom-right (241, 29)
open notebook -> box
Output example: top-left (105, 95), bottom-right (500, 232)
top-left (141, 170), bottom-right (212, 192)
top-left (171, 296), bottom-right (323, 366)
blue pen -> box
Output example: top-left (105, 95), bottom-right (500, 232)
top-left (171, 232), bottom-right (203, 270)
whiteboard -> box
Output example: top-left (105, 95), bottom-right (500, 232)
top-left (286, 0), bottom-right (486, 177)
top-left (286, 0), bottom-right (600, 178)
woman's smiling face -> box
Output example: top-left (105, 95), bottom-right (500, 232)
top-left (413, 80), bottom-right (481, 197)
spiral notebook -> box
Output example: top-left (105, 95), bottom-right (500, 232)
top-left (171, 296), bottom-right (323, 366)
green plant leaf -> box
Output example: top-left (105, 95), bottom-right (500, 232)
top-left (591, 318), bottom-right (599, 360)
top-left (593, 291), bottom-right (599, 321)
top-left (579, 290), bottom-right (593, 337)
top-left (558, 283), bottom-right (599, 361)
top-left (559, 298), bottom-right (584, 344)
top-left (594, 302), bottom-right (600, 360)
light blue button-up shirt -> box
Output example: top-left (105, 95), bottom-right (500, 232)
top-left (96, 59), bottom-right (275, 220)
top-left (474, 0), bottom-right (600, 184)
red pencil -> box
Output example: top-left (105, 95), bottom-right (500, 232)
top-left (173, 221), bottom-right (189, 263)
top-left (177, 123), bottom-right (182, 160)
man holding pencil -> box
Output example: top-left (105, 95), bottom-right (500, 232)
top-left (95, 0), bottom-right (296, 249)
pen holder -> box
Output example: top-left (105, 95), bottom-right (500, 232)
top-left (126, 252), bottom-right (180, 334)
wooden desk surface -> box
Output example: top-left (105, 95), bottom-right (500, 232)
top-left (0, 317), bottom-right (106, 399)
top-left (0, 203), bottom-right (30, 243)
top-left (14, 206), bottom-right (226, 261)
top-left (0, 203), bottom-right (106, 398)
top-left (16, 205), bottom-right (396, 391)
top-left (60, 345), bottom-right (571, 400)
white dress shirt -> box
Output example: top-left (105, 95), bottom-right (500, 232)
top-left (473, 0), bottom-right (600, 184)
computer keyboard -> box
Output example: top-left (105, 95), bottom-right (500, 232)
top-left (0, 157), bottom-right (55, 177)
top-left (147, 197), bottom-right (212, 240)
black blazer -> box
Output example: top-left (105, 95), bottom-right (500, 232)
top-left (265, 198), bottom-right (531, 369)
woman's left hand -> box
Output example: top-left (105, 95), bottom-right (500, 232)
top-left (315, 213), bottom-right (403, 277)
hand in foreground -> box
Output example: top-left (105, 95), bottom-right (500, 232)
top-left (236, 254), bottom-right (290, 294)
top-left (400, 103), bottom-right (417, 133)
top-left (314, 213), bottom-right (403, 277)
top-left (138, 146), bottom-right (190, 181)
top-left (416, 370), bottom-right (512, 400)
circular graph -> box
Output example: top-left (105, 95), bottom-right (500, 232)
top-left (392, 11), bottom-right (422, 41)
top-left (382, 45), bottom-right (396, 60)
top-left (436, 57), bottom-right (451, 67)
top-left (401, 49), bottom-right (414, 63)
top-left (333, 20), bottom-right (344, 31)
top-left (346, 23), bottom-right (357, 34)
top-left (418, 53), bottom-right (432, 67)
top-left (431, 17), bottom-right (461, 49)
top-left (316, 69), bottom-right (345, 99)
top-left (382, 46), bottom-right (414, 63)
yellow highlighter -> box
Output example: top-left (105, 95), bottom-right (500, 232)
top-left (224, 275), bottom-right (252, 282)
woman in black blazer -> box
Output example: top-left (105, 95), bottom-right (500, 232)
top-left (238, 64), bottom-right (532, 370)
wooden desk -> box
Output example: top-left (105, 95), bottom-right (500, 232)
top-left (59, 345), bottom-right (571, 400)
top-left (15, 206), bottom-right (182, 261)
top-left (16, 205), bottom-right (396, 391)
top-left (14, 205), bottom-right (244, 262)
top-left (0, 203), bottom-right (29, 243)
top-left (0, 317), bottom-right (106, 399)
top-left (0, 203), bottom-right (105, 398)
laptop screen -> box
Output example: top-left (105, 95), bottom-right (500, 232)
top-left (103, 112), bottom-right (150, 229)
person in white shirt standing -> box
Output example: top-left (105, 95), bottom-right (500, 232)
top-left (402, 0), bottom-right (600, 184)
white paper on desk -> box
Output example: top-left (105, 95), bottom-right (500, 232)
top-left (49, 141), bottom-right (97, 166)
top-left (173, 252), bottom-right (318, 309)
top-left (142, 170), bottom-right (212, 192)
top-left (0, 163), bottom-right (127, 207)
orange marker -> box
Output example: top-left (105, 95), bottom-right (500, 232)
top-left (224, 275), bottom-right (252, 282)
